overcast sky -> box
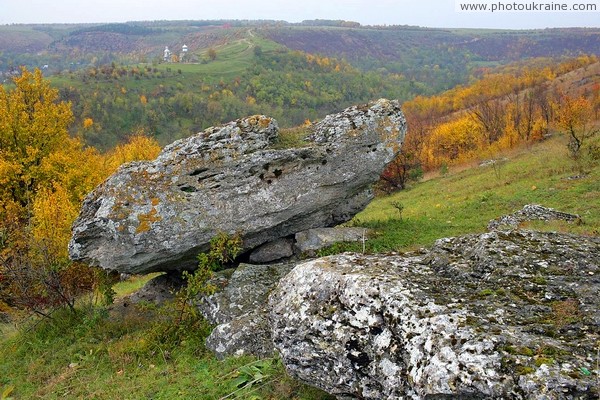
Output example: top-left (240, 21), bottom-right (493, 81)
top-left (1, 0), bottom-right (599, 29)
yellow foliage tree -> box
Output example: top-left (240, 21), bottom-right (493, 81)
top-left (30, 184), bottom-right (79, 263)
top-left (557, 95), bottom-right (599, 158)
top-left (0, 71), bottom-right (154, 309)
top-left (0, 68), bottom-right (73, 216)
top-left (105, 132), bottom-right (161, 173)
top-left (0, 68), bottom-right (96, 313)
top-left (83, 117), bottom-right (94, 129)
top-left (1, 68), bottom-right (163, 314)
top-left (424, 116), bottom-right (483, 168)
top-left (207, 48), bottom-right (217, 61)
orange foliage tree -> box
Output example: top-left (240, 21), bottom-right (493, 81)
top-left (379, 55), bottom-right (598, 192)
top-left (557, 95), bottom-right (599, 158)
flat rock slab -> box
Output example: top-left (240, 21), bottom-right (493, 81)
top-left (248, 238), bottom-right (295, 264)
top-left (69, 99), bottom-right (406, 274)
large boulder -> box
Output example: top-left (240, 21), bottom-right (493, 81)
top-left (69, 99), bottom-right (406, 274)
top-left (270, 230), bottom-right (600, 399)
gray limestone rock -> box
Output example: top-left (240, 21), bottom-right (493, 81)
top-left (202, 262), bottom-right (295, 359)
top-left (248, 238), bottom-right (295, 263)
top-left (205, 312), bottom-right (273, 360)
top-left (488, 204), bottom-right (580, 231)
top-left (69, 99), bottom-right (406, 274)
top-left (270, 230), bottom-right (600, 399)
top-left (294, 227), bottom-right (370, 256)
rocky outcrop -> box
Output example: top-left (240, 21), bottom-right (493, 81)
top-left (69, 99), bottom-right (406, 274)
top-left (202, 263), bottom-right (295, 359)
top-left (488, 204), bottom-right (580, 231)
top-left (270, 230), bottom-right (600, 399)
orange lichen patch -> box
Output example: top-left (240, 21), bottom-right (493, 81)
top-left (346, 128), bottom-right (361, 138)
top-left (151, 197), bottom-right (160, 206)
top-left (259, 116), bottom-right (272, 128)
top-left (110, 203), bottom-right (132, 220)
top-left (136, 207), bottom-right (162, 234)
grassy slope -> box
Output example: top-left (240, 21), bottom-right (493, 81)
top-left (0, 276), bottom-right (332, 400)
top-left (346, 133), bottom-right (599, 254)
top-left (0, 133), bottom-right (598, 399)
top-left (50, 30), bottom-right (283, 86)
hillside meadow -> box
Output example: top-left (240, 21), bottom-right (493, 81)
top-left (1, 130), bottom-right (598, 399)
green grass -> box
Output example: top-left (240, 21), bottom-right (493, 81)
top-left (1, 133), bottom-right (598, 399)
top-left (338, 133), bottom-right (599, 254)
top-left (112, 273), bottom-right (162, 298)
top-left (0, 299), bottom-right (332, 400)
top-left (272, 126), bottom-right (312, 149)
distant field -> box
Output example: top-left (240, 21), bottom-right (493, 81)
top-left (151, 31), bottom-right (284, 81)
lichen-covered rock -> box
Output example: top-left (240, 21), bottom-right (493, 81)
top-left (202, 262), bottom-right (295, 359)
top-left (488, 204), bottom-right (580, 231)
top-left (205, 311), bottom-right (273, 360)
top-left (270, 230), bottom-right (600, 399)
top-left (69, 99), bottom-right (406, 274)
top-left (294, 227), bottom-right (370, 256)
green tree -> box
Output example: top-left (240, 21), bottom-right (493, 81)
top-left (207, 48), bottom-right (217, 61)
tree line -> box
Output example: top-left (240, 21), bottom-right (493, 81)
top-left (52, 49), bottom-right (426, 150)
top-left (380, 55), bottom-right (600, 191)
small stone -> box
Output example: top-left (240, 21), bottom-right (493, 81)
top-left (249, 238), bottom-right (294, 263)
